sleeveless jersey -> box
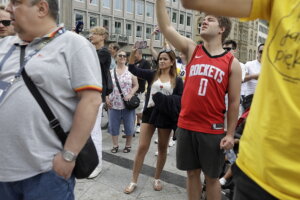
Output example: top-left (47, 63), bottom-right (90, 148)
top-left (178, 45), bottom-right (234, 134)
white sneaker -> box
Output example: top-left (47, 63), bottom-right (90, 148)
top-left (136, 125), bottom-right (141, 133)
top-left (87, 166), bottom-right (102, 179)
top-left (168, 140), bottom-right (175, 147)
top-left (219, 177), bottom-right (227, 186)
top-left (155, 149), bottom-right (170, 156)
top-left (154, 138), bottom-right (158, 144)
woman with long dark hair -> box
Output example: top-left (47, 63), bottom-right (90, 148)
top-left (124, 48), bottom-right (183, 194)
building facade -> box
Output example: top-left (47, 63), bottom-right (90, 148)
top-left (0, 0), bottom-right (9, 6)
top-left (193, 12), bottom-right (268, 63)
top-left (58, 0), bottom-right (194, 56)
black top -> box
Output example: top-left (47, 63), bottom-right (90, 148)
top-left (96, 47), bottom-right (111, 100)
top-left (134, 58), bottom-right (151, 93)
top-left (128, 64), bottom-right (183, 131)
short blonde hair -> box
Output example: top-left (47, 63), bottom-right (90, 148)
top-left (90, 26), bottom-right (109, 40)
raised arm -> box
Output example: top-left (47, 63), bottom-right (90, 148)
top-left (179, 0), bottom-right (252, 18)
top-left (156, 0), bottom-right (196, 61)
top-left (150, 28), bottom-right (159, 60)
top-left (128, 48), bottom-right (155, 82)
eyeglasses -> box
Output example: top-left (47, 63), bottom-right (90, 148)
top-left (118, 54), bottom-right (127, 58)
top-left (0, 20), bottom-right (11, 27)
top-left (223, 47), bottom-right (232, 52)
top-left (259, 50), bottom-right (263, 54)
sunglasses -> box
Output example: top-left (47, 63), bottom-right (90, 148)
top-left (223, 47), bottom-right (232, 52)
top-left (0, 20), bottom-right (11, 27)
top-left (159, 49), bottom-right (174, 54)
top-left (118, 54), bottom-right (127, 58)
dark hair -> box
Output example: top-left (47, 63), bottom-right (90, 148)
top-left (223, 40), bottom-right (237, 50)
top-left (154, 49), bottom-right (177, 88)
top-left (216, 16), bottom-right (232, 43)
top-left (258, 43), bottom-right (264, 50)
top-left (109, 42), bottom-right (120, 51)
top-left (75, 21), bottom-right (84, 34)
top-left (31, 0), bottom-right (58, 20)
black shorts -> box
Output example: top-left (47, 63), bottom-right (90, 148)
top-left (232, 164), bottom-right (278, 200)
top-left (176, 127), bottom-right (225, 178)
top-left (141, 107), bottom-right (154, 124)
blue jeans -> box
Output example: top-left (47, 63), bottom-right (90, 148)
top-left (0, 170), bottom-right (75, 200)
top-left (108, 108), bottom-right (135, 136)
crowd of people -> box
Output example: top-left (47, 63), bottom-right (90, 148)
top-left (0, 0), bottom-right (299, 200)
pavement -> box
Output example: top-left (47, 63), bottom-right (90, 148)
top-left (74, 111), bottom-right (230, 200)
top-left (74, 110), bottom-right (188, 200)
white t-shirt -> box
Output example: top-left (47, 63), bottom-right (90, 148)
top-left (245, 59), bottom-right (261, 96)
top-left (147, 79), bottom-right (173, 108)
top-left (240, 62), bottom-right (248, 96)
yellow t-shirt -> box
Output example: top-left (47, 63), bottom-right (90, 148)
top-left (237, 1), bottom-right (300, 200)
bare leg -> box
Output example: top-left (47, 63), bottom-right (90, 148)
top-left (125, 135), bottom-right (132, 147)
top-left (131, 123), bottom-right (156, 183)
top-left (112, 135), bottom-right (119, 147)
top-left (154, 128), bottom-right (172, 179)
top-left (205, 174), bottom-right (221, 200)
top-left (187, 169), bottom-right (202, 200)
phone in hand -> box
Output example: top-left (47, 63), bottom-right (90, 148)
top-left (134, 41), bottom-right (147, 49)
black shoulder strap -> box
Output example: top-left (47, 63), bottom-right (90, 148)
top-left (114, 68), bottom-right (125, 100)
top-left (20, 45), bottom-right (67, 144)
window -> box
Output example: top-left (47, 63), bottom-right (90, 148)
top-left (89, 0), bottom-right (98, 5)
top-left (146, 27), bottom-right (152, 39)
top-left (102, 0), bottom-right (110, 8)
top-left (90, 16), bottom-right (97, 28)
top-left (197, 22), bottom-right (201, 34)
top-left (136, 25), bottom-right (143, 38)
top-left (155, 32), bottom-right (160, 40)
top-left (115, 21), bottom-right (122, 34)
top-left (180, 14), bottom-right (184, 25)
top-left (187, 15), bottom-right (191, 26)
top-left (146, 3), bottom-right (154, 18)
top-left (103, 19), bottom-right (109, 30)
top-left (186, 33), bottom-right (191, 38)
top-left (76, 0), bottom-right (84, 2)
top-left (172, 12), bottom-right (177, 23)
top-left (126, 23), bottom-right (132, 36)
top-left (126, 0), bottom-right (134, 13)
top-left (249, 49), bottom-right (252, 61)
top-left (114, 0), bottom-right (122, 10)
top-left (172, 0), bottom-right (177, 2)
top-left (75, 12), bottom-right (84, 27)
top-left (136, 0), bottom-right (144, 16)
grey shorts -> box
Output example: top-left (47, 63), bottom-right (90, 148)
top-left (176, 127), bottom-right (225, 178)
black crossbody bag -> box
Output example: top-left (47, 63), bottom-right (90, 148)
top-left (113, 68), bottom-right (140, 110)
top-left (20, 46), bottom-right (99, 179)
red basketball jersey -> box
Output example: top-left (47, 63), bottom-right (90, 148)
top-left (178, 45), bottom-right (234, 134)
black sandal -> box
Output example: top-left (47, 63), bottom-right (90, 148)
top-left (123, 146), bottom-right (131, 153)
top-left (111, 146), bottom-right (119, 153)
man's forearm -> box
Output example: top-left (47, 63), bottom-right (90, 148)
top-left (63, 91), bottom-right (102, 155)
top-left (226, 100), bottom-right (240, 137)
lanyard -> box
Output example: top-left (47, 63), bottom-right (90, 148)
top-left (0, 27), bottom-right (65, 75)
top-left (0, 45), bottom-right (16, 71)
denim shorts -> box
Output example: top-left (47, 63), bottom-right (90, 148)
top-left (108, 108), bottom-right (135, 136)
top-left (0, 170), bottom-right (75, 200)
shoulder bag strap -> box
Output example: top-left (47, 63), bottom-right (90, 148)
top-left (114, 68), bottom-right (125, 100)
top-left (20, 45), bottom-right (67, 145)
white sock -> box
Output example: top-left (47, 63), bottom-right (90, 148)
top-left (219, 177), bottom-right (227, 185)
